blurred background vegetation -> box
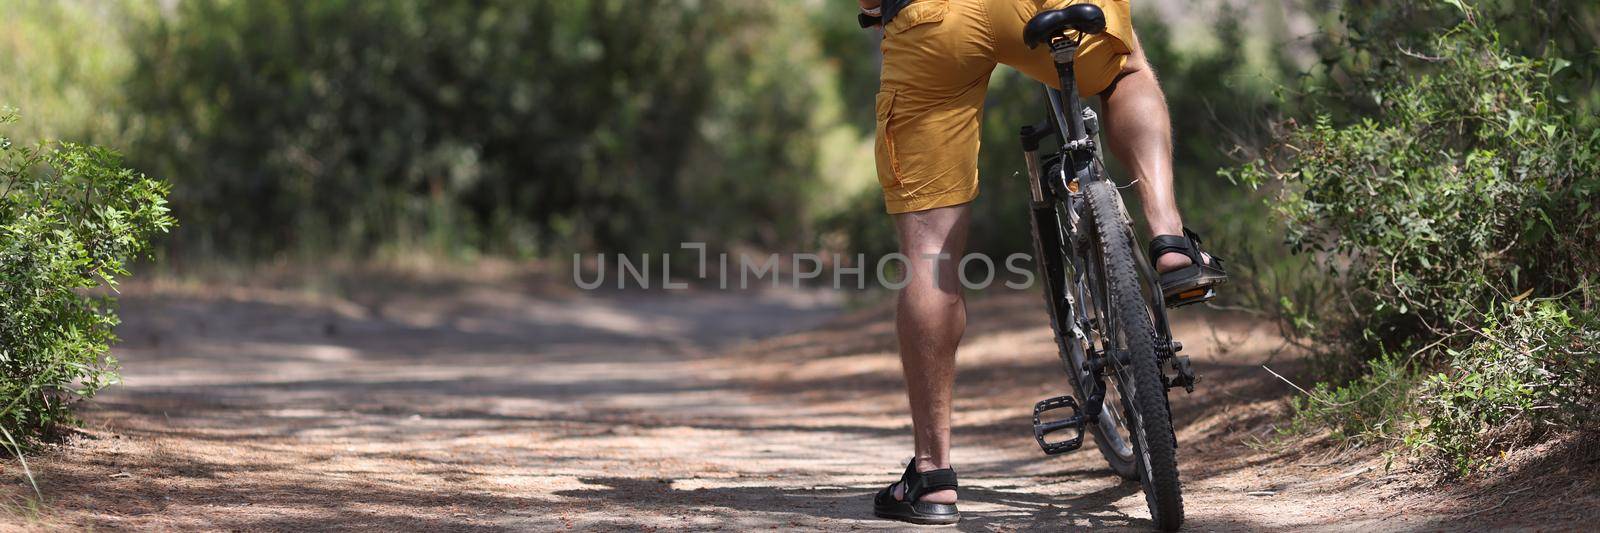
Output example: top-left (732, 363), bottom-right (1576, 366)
top-left (3, 1), bottom-right (1592, 265)
top-left (3, 0), bottom-right (1597, 472)
top-left (2, 0), bottom-right (1307, 267)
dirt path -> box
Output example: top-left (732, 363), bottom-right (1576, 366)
top-left (3, 270), bottom-right (1593, 531)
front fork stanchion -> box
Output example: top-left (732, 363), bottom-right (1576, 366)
top-left (1020, 123), bottom-right (1052, 205)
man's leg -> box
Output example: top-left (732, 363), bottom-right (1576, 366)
top-left (889, 203), bottom-right (970, 505)
top-left (1098, 33), bottom-right (1202, 272)
top-left (995, 2), bottom-right (1201, 273)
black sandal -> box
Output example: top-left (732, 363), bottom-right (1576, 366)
top-left (1149, 227), bottom-right (1229, 308)
top-left (872, 461), bottom-right (960, 525)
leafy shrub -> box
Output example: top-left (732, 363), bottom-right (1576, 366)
top-left (1409, 301), bottom-right (1599, 474)
top-left (0, 109), bottom-right (173, 445)
top-left (1285, 353), bottom-right (1417, 445)
top-left (124, 0), bottom-right (840, 259)
top-left (1233, 5), bottom-right (1600, 474)
top-left (1286, 301), bottom-right (1600, 476)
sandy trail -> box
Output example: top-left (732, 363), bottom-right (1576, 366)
top-left (2, 270), bottom-right (1592, 531)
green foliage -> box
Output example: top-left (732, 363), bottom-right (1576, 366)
top-left (0, 0), bottom-right (144, 145)
top-left (124, 0), bottom-right (847, 259)
top-left (1411, 302), bottom-right (1599, 474)
top-left (7, 1), bottom-right (1302, 265)
top-left (1235, 2), bottom-right (1600, 473)
top-left (1287, 302), bottom-right (1600, 477)
top-left (0, 109), bottom-right (174, 444)
top-left (1286, 352), bottom-right (1417, 444)
top-left (1301, 0), bottom-right (1599, 127)
top-left (1241, 9), bottom-right (1599, 354)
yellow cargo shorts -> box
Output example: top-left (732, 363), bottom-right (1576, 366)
top-left (875, 0), bottom-right (1134, 214)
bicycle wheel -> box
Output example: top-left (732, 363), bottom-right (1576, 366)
top-left (1082, 179), bottom-right (1184, 531)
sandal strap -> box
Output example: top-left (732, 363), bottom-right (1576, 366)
top-left (1148, 227), bottom-right (1214, 268)
top-left (1148, 235), bottom-right (1193, 263)
top-left (898, 462), bottom-right (958, 503)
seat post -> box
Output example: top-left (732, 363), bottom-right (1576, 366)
top-left (1048, 39), bottom-right (1088, 143)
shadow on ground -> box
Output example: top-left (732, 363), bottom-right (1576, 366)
top-left (3, 278), bottom-right (1589, 531)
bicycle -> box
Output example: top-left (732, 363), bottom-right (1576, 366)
top-left (1017, 5), bottom-right (1202, 531)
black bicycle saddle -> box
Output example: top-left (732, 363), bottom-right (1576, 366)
top-left (1023, 3), bottom-right (1107, 49)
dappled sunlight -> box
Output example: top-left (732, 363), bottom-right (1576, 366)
top-left (3, 0), bottom-right (1594, 530)
top-left (5, 277), bottom-right (1590, 530)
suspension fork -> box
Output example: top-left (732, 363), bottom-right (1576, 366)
top-left (1029, 208), bottom-right (1112, 455)
top-left (1018, 165), bottom-right (1110, 425)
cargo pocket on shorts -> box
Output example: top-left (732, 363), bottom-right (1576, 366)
top-left (886, 0), bottom-right (949, 35)
top-left (874, 90), bottom-right (901, 190)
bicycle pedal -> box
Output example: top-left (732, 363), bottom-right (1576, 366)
top-left (1032, 395), bottom-right (1086, 455)
top-left (1165, 287), bottom-right (1215, 309)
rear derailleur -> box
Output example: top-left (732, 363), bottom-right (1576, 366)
top-left (1159, 339), bottom-right (1198, 393)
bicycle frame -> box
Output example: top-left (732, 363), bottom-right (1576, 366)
top-left (1019, 19), bottom-right (1196, 530)
top-left (1021, 35), bottom-right (1181, 434)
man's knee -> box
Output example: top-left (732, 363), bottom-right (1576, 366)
top-left (895, 241), bottom-right (965, 297)
top-left (899, 249), bottom-right (962, 292)
top-left (893, 206), bottom-right (968, 248)
top-left (892, 204), bottom-right (970, 292)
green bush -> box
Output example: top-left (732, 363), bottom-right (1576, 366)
top-left (1287, 301), bottom-right (1600, 476)
top-left (1285, 353), bottom-right (1417, 445)
top-left (1410, 301), bottom-right (1599, 473)
top-left (0, 109), bottom-right (173, 445)
top-left (123, 0), bottom-right (849, 260)
top-left (1233, 4), bottom-right (1600, 474)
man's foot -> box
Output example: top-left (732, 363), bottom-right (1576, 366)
top-left (873, 461), bottom-right (960, 525)
top-left (1148, 228), bottom-right (1228, 307)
